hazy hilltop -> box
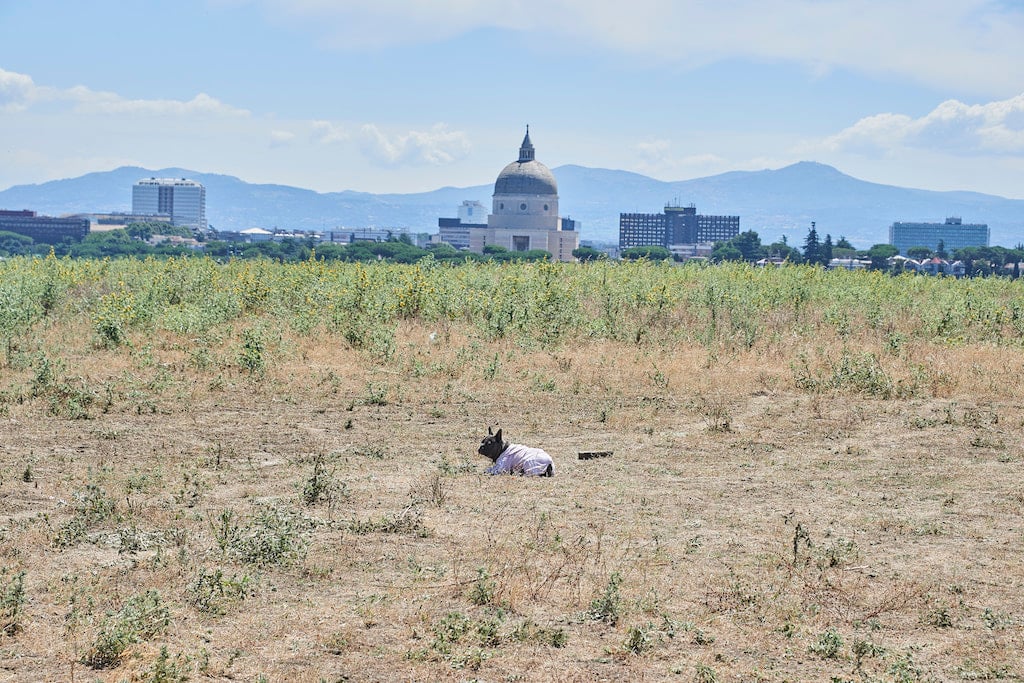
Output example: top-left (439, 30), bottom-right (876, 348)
top-left (2, 162), bottom-right (1022, 248)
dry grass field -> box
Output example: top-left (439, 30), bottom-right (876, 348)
top-left (1, 256), bottom-right (1023, 682)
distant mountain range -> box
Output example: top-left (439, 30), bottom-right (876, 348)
top-left (2, 162), bottom-right (1022, 248)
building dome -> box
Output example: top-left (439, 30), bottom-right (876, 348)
top-left (493, 129), bottom-right (558, 197)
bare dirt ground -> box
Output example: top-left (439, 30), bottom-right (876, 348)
top-left (1, 324), bottom-right (1022, 682)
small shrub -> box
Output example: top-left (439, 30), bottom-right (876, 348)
top-left (187, 567), bottom-right (255, 614)
top-left (887, 649), bottom-right (925, 683)
top-left (237, 326), bottom-right (266, 375)
top-left (436, 455), bottom-right (474, 476)
top-left (425, 472), bottom-right (449, 507)
top-left (83, 590), bottom-right (170, 669)
top-left (301, 453), bottom-right (347, 508)
top-left (452, 647), bottom-right (488, 672)
top-left (30, 353), bottom-right (58, 397)
top-left (1, 570), bottom-right (26, 636)
top-left (349, 505), bottom-right (428, 537)
top-left (54, 484), bottom-right (118, 548)
top-left (431, 611), bottom-right (471, 655)
top-left (926, 605), bottom-right (953, 628)
top-left (623, 622), bottom-right (656, 655)
top-left (475, 617), bottom-right (501, 647)
top-left (511, 619), bottom-right (566, 647)
top-left (362, 382), bottom-right (390, 406)
top-left (694, 664), bottom-right (718, 683)
top-left (817, 537), bottom-right (859, 570)
top-left (852, 639), bottom-right (885, 671)
top-left (142, 646), bottom-right (191, 683)
top-left (589, 572), bottom-right (623, 625)
top-left (45, 378), bottom-right (96, 419)
top-left (213, 505), bottom-right (311, 567)
top-left (809, 627), bottom-right (844, 659)
top-left (483, 353), bottom-right (500, 380)
top-left (692, 395), bottom-right (731, 433)
top-left (467, 567), bottom-right (496, 606)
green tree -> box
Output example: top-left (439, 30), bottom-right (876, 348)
top-left (518, 249), bottom-right (552, 262)
top-left (0, 230), bottom-right (35, 256)
top-left (426, 243), bottom-right (464, 261)
top-left (866, 244), bottom-right (898, 271)
top-left (821, 234), bottom-right (834, 264)
top-left (621, 246), bottom-right (672, 261)
top-left (936, 239), bottom-right (948, 259)
top-left (766, 240), bottom-right (801, 262)
top-left (710, 244), bottom-right (743, 262)
top-left (835, 235), bottom-right (854, 250)
top-left (573, 246), bottom-right (605, 262)
top-left (802, 225), bottom-right (821, 265)
top-left (730, 230), bottom-right (764, 261)
top-left (906, 246), bottom-right (934, 260)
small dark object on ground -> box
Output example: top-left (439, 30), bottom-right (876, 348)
top-left (578, 451), bottom-right (613, 460)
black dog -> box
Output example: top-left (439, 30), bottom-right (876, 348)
top-left (478, 427), bottom-right (554, 477)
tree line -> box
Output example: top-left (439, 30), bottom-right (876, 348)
top-left (610, 226), bottom-right (1024, 277)
top-left (3, 223), bottom-right (1020, 277)
top-left (0, 225), bottom-right (555, 264)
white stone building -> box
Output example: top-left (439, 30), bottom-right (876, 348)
top-left (446, 129), bottom-right (579, 261)
top-left (132, 177), bottom-right (207, 231)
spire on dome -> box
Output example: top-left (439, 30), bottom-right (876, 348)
top-left (518, 125), bottom-right (535, 162)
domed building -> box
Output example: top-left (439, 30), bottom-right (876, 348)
top-left (438, 128), bottom-right (580, 261)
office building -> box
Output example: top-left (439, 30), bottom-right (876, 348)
top-left (889, 217), bottom-right (989, 256)
top-left (619, 204), bottom-right (740, 249)
top-left (132, 178), bottom-right (207, 231)
top-left (0, 210), bottom-right (90, 244)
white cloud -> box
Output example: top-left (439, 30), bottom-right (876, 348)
top-left (359, 123), bottom-right (471, 167)
top-left (71, 89), bottom-right (248, 117)
top-left (821, 93), bottom-right (1024, 157)
top-left (631, 138), bottom-right (729, 177)
top-left (0, 67), bottom-right (248, 117)
top-left (269, 130), bottom-right (297, 147)
top-left (634, 139), bottom-right (672, 163)
top-left (249, 0), bottom-right (1024, 95)
top-left (311, 120), bottom-right (349, 145)
top-left (0, 68), bottom-right (38, 112)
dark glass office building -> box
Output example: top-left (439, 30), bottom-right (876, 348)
top-left (619, 204), bottom-right (739, 248)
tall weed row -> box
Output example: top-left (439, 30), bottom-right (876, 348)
top-left (3, 256), bottom-right (1023, 356)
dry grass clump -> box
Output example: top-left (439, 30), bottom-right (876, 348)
top-left (0, 258), bottom-right (1022, 681)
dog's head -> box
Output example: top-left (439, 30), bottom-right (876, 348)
top-left (478, 426), bottom-right (507, 462)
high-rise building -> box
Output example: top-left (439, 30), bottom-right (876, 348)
top-left (619, 204), bottom-right (739, 249)
top-left (889, 217), bottom-right (989, 255)
top-left (132, 178), bottom-right (207, 231)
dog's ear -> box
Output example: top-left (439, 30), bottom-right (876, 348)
top-left (494, 428), bottom-right (502, 443)
top-left (487, 426), bottom-right (493, 436)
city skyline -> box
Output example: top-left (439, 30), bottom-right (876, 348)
top-left (2, 1), bottom-right (1023, 199)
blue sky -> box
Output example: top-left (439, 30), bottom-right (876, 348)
top-left (2, 0), bottom-right (1024, 198)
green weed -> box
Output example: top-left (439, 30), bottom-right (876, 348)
top-left (809, 627), bottom-right (844, 659)
top-left (589, 572), bottom-right (623, 625)
top-left (212, 505), bottom-right (311, 567)
top-left (1, 570), bottom-right (26, 636)
top-left (187, 567), bottom-right (255, 615)
top-left (83, 590), bottom-right (170, 669)
top-left (467, 567), bottom-right (496, 606)
top-left (142, 646), bottom-right (191, 683)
